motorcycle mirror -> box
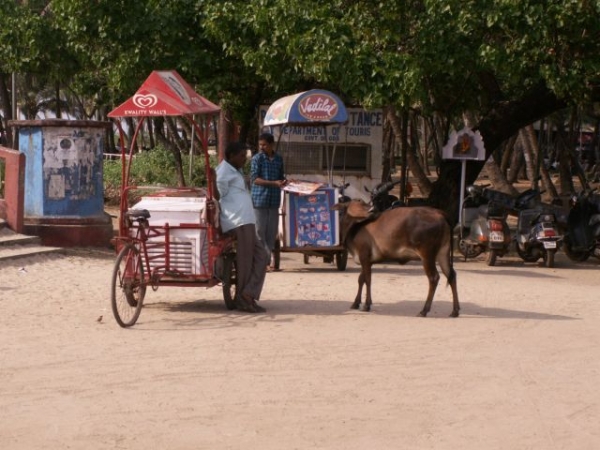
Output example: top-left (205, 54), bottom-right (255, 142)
top-left (466, 185), bottom-right (478, 196)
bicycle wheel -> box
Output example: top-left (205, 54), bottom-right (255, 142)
top-left (111, 243), bottom-right (146, 327)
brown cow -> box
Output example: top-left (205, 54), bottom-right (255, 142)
top-left (332, 200), bottom-right (460, 317)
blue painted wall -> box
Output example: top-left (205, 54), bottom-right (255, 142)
top-left (19, 124), bottom-right (106, 218)
top-left (19, 128), bottom-right (45, 216)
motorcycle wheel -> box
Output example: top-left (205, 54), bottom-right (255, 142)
top-left (516, 244), bottom-right (540, 263)
top-left (485, 250), bottom-right (498, 266)
top-left (543, 250), bottom-right (556, 268)
top-left (458, 239), bottom-right (483, 259)
top-left (563, 240), bottom-right (590, 262)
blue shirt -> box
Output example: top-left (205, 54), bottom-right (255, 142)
top-left (251, 152), bottom-right (285, 209)
top-left (216, 160), bottom-right (256, 233)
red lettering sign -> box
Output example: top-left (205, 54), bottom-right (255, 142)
top-left (299, 94), bottom-right (338, 120)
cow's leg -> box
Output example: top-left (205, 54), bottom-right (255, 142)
top-left (438, 254), bottom-right (460, 317)
top-left (362, 263), bottom-right (373, 312)
top-left (419, 259), bottom-right (440, 317)
top-left (447, 268), bottom-right (460, 317)
top-left (351, 271), bottom-right (365, 309)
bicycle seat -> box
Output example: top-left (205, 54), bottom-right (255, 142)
top-left (126, 209), bottom-right (151, 220)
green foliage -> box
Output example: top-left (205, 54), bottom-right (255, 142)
top-left (3, 0), bottom-right (600, 146)
top-left (103, 146), bottom-right (219, 203)
top-left (49, 0), bottom-right (224, 108)
top-left (203, 0), bottom-right (600, 116)
top-left (0, 1), bottom-right (49, 73)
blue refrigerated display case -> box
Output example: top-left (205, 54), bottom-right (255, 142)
top-left (283, 187), bottom-right (339, 248)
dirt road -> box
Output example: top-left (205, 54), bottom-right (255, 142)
top-left (1, 249), bottom-right (599, 449)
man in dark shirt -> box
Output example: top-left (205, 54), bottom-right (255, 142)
top-left (251, 132), bottom-right (287, 270)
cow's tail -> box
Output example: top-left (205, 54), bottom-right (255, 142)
top-left (447, 231), bottom-right (456, 286)
top-left (435, 207), bottom-right (457, 286)
top-left (445, 220), bottom-right (457, 287)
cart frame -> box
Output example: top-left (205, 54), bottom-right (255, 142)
top-left (107, 71), bottom-right (237, 327)
top-left (261, 90), bottom-right (350, 271)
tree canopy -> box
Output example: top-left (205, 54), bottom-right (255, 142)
top-left (1, 0), bottom-right (600, 219)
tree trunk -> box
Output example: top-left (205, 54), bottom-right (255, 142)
top-left (0, 74), bottom-right (13, 147)
top-left (522, 124), bottom-right (559, 199)
top-left (556, 136), bottom-right (574, 194)
top-left (483, 157), bottom-right (519, 195)
top-left (421, 118), bottom-right (431, 175)
top-left (125, 118), bottom-right (137, 154)
top-left (500, 135), bottom-right (517, 176)
top-left (147, 119), bottom-right (155, 149)
top-left (164, 117), bottom-right (187, 186)
top-left (55, 81), bottom-right (61, 119)
top-left (508, 140), bottom-right (524, 184)
top-left (387, 107), bottom-right (432, 196)
top-left (518, 128), bottom-right (536, 185)
top-left (218, 106), bottom-right (234, 162)
top-left (380, 108), bottom-right (393, 181)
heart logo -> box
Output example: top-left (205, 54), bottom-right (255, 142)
top-left (133, 94), bottom-right (158, 109)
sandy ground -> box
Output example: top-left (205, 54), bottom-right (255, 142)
top-left (1, 248), bottom-right (599, 450)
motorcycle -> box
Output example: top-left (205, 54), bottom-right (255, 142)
top-left (512, 188), bottom-right (563, 267)
top-left (336, 182), bottom-right (352, 203)
top-left (458, 185), bottom-right (512, 266)
top-left (368, 179), bottom-right (403, 211)
top-left (563, 189), bottom-right (600, 262)
top-left (367, 177), bottom-right (416, 211)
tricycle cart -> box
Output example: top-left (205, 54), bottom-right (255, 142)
top-left (107, 71), bottom-right (236, 327)
top-left (262, 90), bottom-right (349, 271)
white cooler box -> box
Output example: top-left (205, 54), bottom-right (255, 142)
top-left (130, 196), bottom-right (209, 275)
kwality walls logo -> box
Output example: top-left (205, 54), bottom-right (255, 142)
top-left (298, 94), bottom-right (338, 121)
top-left (132, 94), bottom-right (158, 109)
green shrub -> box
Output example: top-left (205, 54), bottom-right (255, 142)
top-left (103, 145), bottom-right (219, 204)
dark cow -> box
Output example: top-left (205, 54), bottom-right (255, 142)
top-left (332, 200), bottom-right (460, 317)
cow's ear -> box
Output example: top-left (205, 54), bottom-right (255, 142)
top-left (346, 201), bottom-right (371, 220)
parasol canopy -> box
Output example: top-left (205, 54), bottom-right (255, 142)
top-left (263, 89), bottom-right (347, 126)
top-left (108, 70), bottom-right (220, 118)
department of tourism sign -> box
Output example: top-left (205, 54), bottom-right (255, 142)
top-left (260, 107), bottom-right (382, 144)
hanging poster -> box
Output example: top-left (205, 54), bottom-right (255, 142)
top-left (284, 188), bottom-right (339, 248)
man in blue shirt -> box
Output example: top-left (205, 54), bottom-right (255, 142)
top-left (251, 132), bottom-right (287, 270)
top-left (216, 142), bottom-right (268, 312)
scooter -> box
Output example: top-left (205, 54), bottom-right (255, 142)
top-left (512, 188), bottom-right (563, 268)
top-left (458, 185), bottom-right (512, 266)
top-left (563, 189), bottom-right (600, 262)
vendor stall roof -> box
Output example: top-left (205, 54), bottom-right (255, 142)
top-left (108, 70), bottom-right (220, 118)
top-left (263, 89), bottom-right (348, 126)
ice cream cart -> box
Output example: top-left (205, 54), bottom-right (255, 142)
top-left (107, 71), bottom-right (236, 327)
top-left (262, 90), bottom-right (350, 270)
